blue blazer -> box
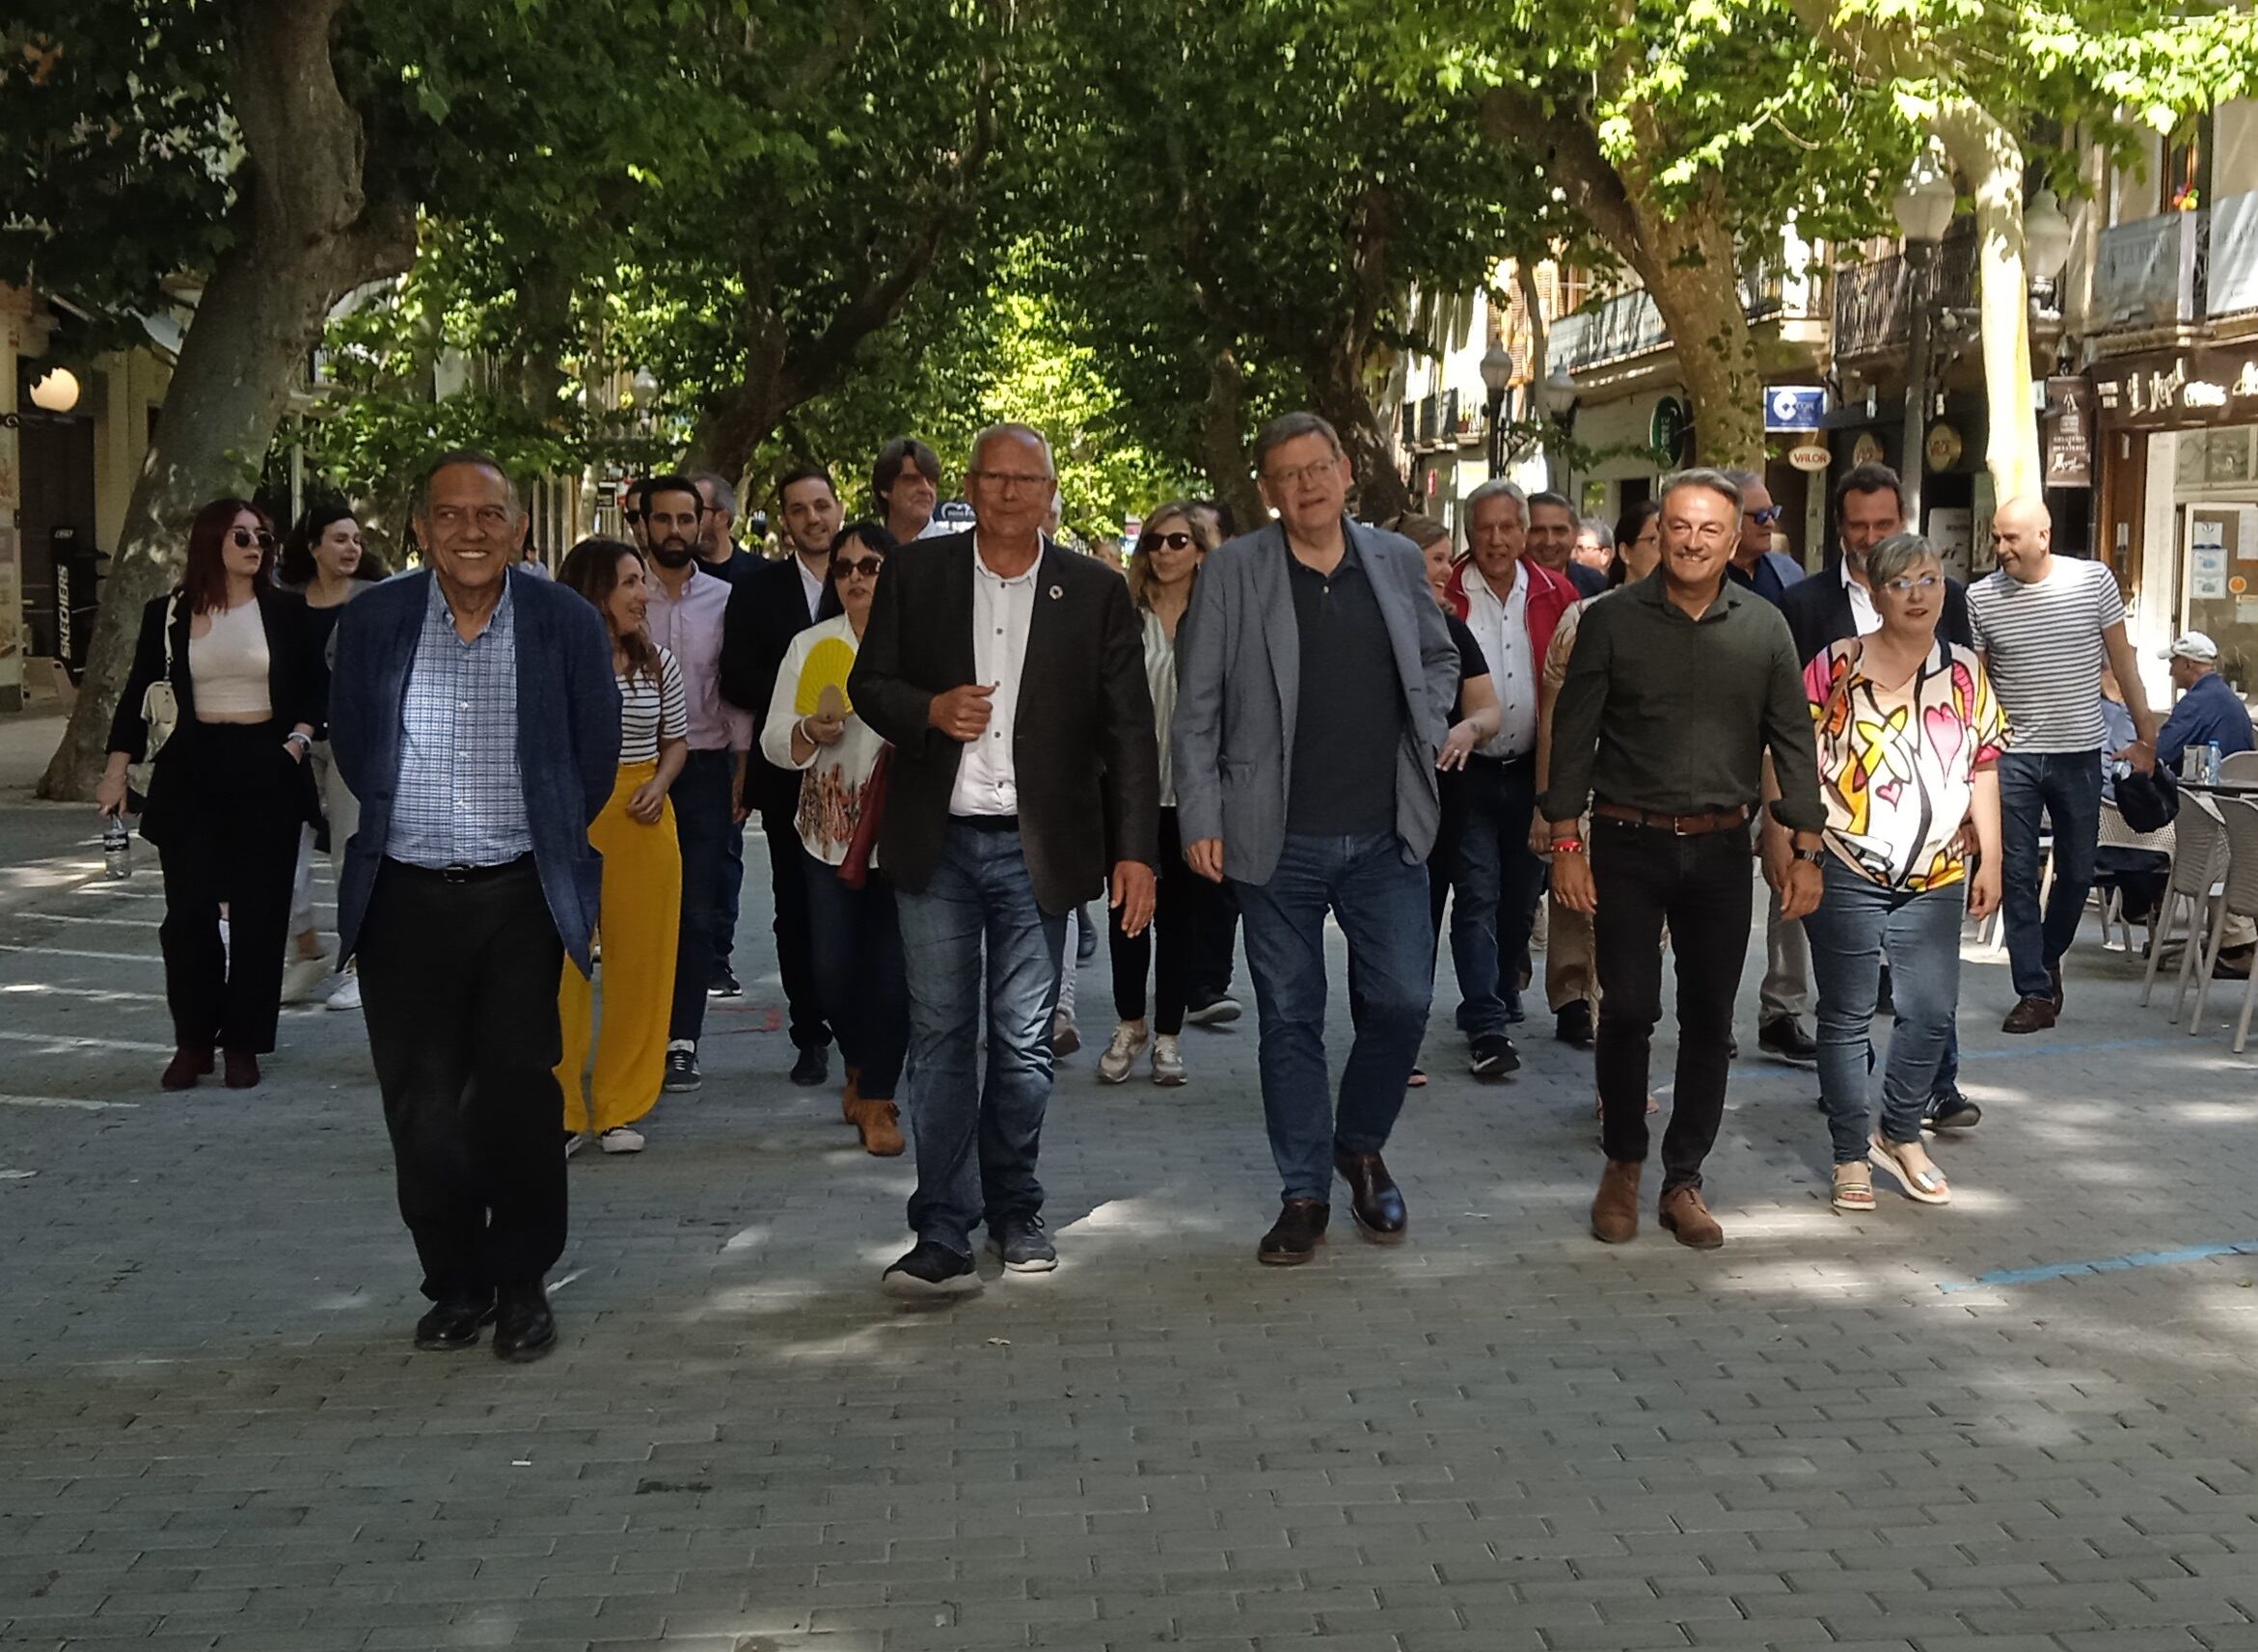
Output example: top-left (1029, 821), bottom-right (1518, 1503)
top-left (328, 568), bottom-right (620, 974)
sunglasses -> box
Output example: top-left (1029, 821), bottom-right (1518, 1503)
top-left (230, 528), bottom-right (277, 552)
top-left (1147, 530), bottom-right (1197, 551)
top-left (831, 555), bottom-right (884, 580)
top-left (1744, 505), bottom-right (1783, 527)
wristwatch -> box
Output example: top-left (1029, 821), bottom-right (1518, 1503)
top-left (1791, 846), bottom-right (1826, 865)
top-left (285, 731), bottom-right (313, 754)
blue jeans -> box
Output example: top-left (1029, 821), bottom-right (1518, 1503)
top-left (1806, 858), bottom-right (1964, 1161)
top-left (894, 821), bottom-right (1066, 1256)
top-left (716, 817), bottom-right (745, 971)
top-left (1448, 755), bottom-right (1543, 1037)
top-left (1997, 749), bottom-right (2102, 999)
top-left (1234, 832), bottom-right (1434, 1204)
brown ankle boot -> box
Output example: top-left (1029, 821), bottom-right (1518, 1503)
top-left (1591, 1160), bottom-right (1642, 1243)
top-left (856, 1099), bottom-right (905, 1157)
top-left (1658, 1184), bottom-right (1725, 1249)
top-left (841, 1068), bottom-right (862, 1124)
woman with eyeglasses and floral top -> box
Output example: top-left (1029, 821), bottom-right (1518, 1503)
top-left (1789, 532), bottom-right (2006, 1212)
top-left (761, 522), bottom-right (909, 1156)
top-left (96, 499), bottom-right (325, 1091)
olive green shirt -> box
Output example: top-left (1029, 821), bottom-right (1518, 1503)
top-left (1542, 575), bottom-right (1824, 832)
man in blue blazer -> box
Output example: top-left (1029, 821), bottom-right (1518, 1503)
top-left (331, 450), bottom-right (619, 1364)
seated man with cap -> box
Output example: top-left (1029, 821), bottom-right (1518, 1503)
top-left (2155, 632), bottom-right (2254, 776)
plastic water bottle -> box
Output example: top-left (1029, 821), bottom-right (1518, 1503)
top-left (2208, 741), bottom-right (2224, 784)
top-left (101, 815), bottom-right (131, 880)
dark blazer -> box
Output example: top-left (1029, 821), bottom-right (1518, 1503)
top-left (1779, 563), bottom-right (1973, 666)
top-left (109, 586), bottom-right (326, 845)
top-left (328, 569), bottom-right (620, 974)
top-left (720, 553), bottom-right (821, 815)
top-left (849, 532), bottom-right (1159, 915)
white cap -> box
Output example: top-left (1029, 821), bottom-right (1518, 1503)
top-left (2161, 632), bottom-right (2219, 663)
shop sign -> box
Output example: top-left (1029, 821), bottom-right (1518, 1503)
top-left (2044, 376), bottom-right (2094, 489)
top-left (1764, 385), bottom-right (1827, 433)
top-left (1924, 421), bottom-right (1965, 472)
top-left (1649, 395), bottom-right (1692, 464)
top-left (2091, 350), bottom-right (2258, 430)
top-left (1787, 442), bottom-right (1831, 472)
top-left (1851, 432), bottom-right (1887, 468)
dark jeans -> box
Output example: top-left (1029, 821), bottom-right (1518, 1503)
top-left (1448, 754), bottom-right (1542, 1037)
top-left (668, 750), bottom-right (735, 1043)
top-left (895, 821), bottom-right (1066, 1256)
top-left (1591, 819), bottom-right (1752, 1194)
top-left (358, 857), bottom-right (566, 1303)
top-left (1109, 806), bottom-right (1206, 1036)
top-left (803, 858), bottom-right (909, 1100)
top-left (717, 817), bottom-right (745, 972)
top-left (153, 723), bottom-right (302, 1054)
top-left (1998, 749), bottom-right (2102, 999)
top-left (758, 799), bottom-right (830, 1051)
top-left (1807, 857), bottom-right (1963, 1161)
top-left (1235, 831), bottom-right (1433, 1204)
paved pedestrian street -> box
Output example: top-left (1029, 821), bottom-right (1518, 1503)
top-left (4, 817), bottom-right (2258, 1652)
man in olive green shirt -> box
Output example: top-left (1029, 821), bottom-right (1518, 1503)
top-left (1544, 469), bottom-right (1825, 1251)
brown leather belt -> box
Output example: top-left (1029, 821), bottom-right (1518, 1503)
top-left (1592, 802), bottom-right (1754, 836)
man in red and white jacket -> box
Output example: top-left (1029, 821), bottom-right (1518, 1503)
top-left (1438, 479), bottom-right (1578, 1078)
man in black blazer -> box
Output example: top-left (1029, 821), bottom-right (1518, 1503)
top-left (851, 423), bottom-right (1159, 1298)
top-left (1775, 461), bottom-right (1979, 1134)
top-left (718, 465), bottom-right (845, 1084)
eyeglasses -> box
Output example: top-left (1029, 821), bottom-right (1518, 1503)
top-left (1880, 573), bottom-right (1941, 596)
top-left (1147, 531), bottom-right (1196, 551)
top-left (1743, 505), bottom-right (1783, 527)
top-left (1265, 458), bottom-right (1340, 489)
top-left (966, 469), bottom-right (1053, 493)
top-left (831, 555), bottom-right (884, 580)
top-left (229, 528), bottom-right (277, 552)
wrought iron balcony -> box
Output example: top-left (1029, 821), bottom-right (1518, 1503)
top-left (1552, 256), bottom-right (1824, 373)
top-left (2206, 190), bottom-right (2258, 318)
top-left (2095, 208), bottom-right (2208, 329)
top-left (1832, 229), bottom-right (1979, 362)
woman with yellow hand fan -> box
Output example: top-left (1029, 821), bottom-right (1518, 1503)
top-left (761, 523), bottom-right (908, 1156)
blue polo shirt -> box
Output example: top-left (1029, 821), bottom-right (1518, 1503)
top-left (2156, 669), bottom-right (2254, 772)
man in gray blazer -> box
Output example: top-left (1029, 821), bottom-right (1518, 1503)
top-left (1174, 412), bottom-right (1459, 1265)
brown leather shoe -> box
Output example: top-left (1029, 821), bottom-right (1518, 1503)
top-left (1332, 1148), bottom-right (1407, 1242)
top-left (1257, 1199), bottom-right (1329, 1265)
top-left (841, 1068), bottom-right (862, 1124)
top-left (222, 1050), bottom-right (260, 1090)
top-left (160, 1047), bottom-right (213, 1092)
top-left (1591, 1159), bottom-right (1642, 1243)
top-left (2000, 994), bottom-right (2057, 1034)
top-left (855, 1099), bottom-right (905, 1157)
top-left (1657, 1185), bottom-right (1725, 1249)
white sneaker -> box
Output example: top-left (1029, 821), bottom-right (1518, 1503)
top-left (325, 968), bottom-right (362, 1012)
top-left (1097, 1021), bottom-right (1149, 1084)
top-left (281, 956), bottom-right (329, 1004)
top-left (599, 1125), bottom-right (645, 1154)
top-left (1151, 1034), bottom-right (1185, 1087)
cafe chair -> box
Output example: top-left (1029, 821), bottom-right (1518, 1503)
top-left (2142, 794), bottom-right (2228, 1023)
top-left (2095, 799), bottom-right (2173, 953)
top-left (2216, 749), bottom-right (2258, 783)
top-left (2191, 797), bottom-right (2258, 1053)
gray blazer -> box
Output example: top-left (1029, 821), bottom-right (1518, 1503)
top-left (1172, 517), bottom-right (1457, 885)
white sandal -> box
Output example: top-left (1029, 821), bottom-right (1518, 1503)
top-left (1868, 1134), bottom-right (1951, 1205)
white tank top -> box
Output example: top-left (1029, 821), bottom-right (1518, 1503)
top-left (188, 599), bottom-right (272, 717)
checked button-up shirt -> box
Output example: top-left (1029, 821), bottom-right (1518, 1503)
top-left (389, 576), bottom-right (533, 870)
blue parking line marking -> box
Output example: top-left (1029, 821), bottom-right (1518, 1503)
top-left (1937, 1240), bottom-right (2258, 1293)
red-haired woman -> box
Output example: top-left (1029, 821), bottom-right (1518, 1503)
top-left (95, 499), bottom-right (324, 1090)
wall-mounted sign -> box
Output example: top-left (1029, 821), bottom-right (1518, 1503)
top-left (1787, 443), bottom-right (1831, 473)
top-left (1649, 395), bottom-right (1691, 464)
top-left (1851, 432), bottom-right (1887, 468)
top-left (2091, 349), bottom-right (2258, 431)
top-left (1924, 421), bottom-right (1965, 473)
top-left (2043, 376), bottom-right (2094, 489)
top-left (1764, 385), bottom-right (1828, 433)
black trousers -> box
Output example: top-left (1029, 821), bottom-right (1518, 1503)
top-left (1184, 849), bottom-right (1242, 1009)
top-left (757, 791), bottom-right (830, 1051)
top-left (1109, 807), bottom-right (1215, 1036)
top-left (153, 722), bottom-right (303, 1054)
top-left (1591, 818), bottom-right (1754, 1193)
top-left (670, 750), bottom-right (735, 1043)
top-left (358, 857), bottom-right (567, 1303)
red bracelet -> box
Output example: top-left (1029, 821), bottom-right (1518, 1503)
top-left (1550, 837), bottom-right (1586, 854)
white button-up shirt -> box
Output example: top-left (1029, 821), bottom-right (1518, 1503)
top-left (1841, 556), bottom-right (1882, 637)
top-left (796, 555), bottom-right (826, 621)
top-left (1462, 561), bottom-right (1537, 758)
top-left (948, 539), bottom-right (1040, 816)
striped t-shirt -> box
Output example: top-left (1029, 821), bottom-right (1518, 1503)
top-left (1967, 556), bottom-right (2124, 752)
top-left (619, 645), bottom-right (688, 765)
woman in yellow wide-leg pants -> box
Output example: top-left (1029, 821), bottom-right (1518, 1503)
top-left (555, 538), bottom-right (688, 1151)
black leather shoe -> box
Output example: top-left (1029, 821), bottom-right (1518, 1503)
top-left (1555, 1001), bottom-right (1594, 1048)
top-left (791, 1044), bottom-right (830, 1087)
top-left (413, 1296), bottom-right (495, 1352)
top-left (1333, 1149), bottom-right (1407, 1243)
top-left (1757, 1016), bottom-right (1818, 1066)
top-left (1257, 1199), bottom-right (1329, 1265)
top-left (491, 1286), bottom-right (556, 1363)
top-left (2049, 963), bottom-right (2065, 1011)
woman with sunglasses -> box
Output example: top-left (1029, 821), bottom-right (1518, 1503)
top-left (96, 500), bottom-right (324, 1091)
top-left (761, 523), bottom-right (908, 1155)
top-left (277, 503), bottom-right (384, 1012)
top-left (1791, 532), bottom-right (2004, 1212)
top-left (554, 536), bottom-right (687, 1154)
top-left (1097, 502), bottom-right (1227, 1087)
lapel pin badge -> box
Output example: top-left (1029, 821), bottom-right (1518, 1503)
top-left (1048, 584), bottom-right (1063, 600)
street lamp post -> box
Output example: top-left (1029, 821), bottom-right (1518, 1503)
top-left (1891, 142), bottom-right (1957, 529)
top-left (1540, 364), bottom-right (1578, 496)
top-left (1479, 344), bottom-right (1514, 480)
